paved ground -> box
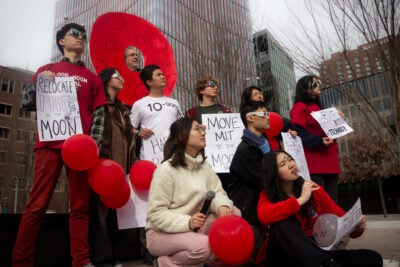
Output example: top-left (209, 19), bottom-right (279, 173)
top-left (123, 214), bottom-right (400, 266)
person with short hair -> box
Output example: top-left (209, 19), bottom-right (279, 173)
top-left (124, 46), bottom-right (141, 72)
top-left (13, 23), bottom-right (106, 267)
top-left (185, 75), bottom-right (231, 123)
top-left (257, 151), bottom-right (382, 267)
top-left (225, 100), bottom-right (271, 265)
top-left (146, 117), bottom-right (240, 266)
top-left (129, 64), bottom-right (183, 160)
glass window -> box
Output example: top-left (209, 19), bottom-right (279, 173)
top-left (1, 79), bottom-right (8, 92)
top-left (373, 99), bottom-right (381, 111)
top-left (0, 104), bottom-right (12, 116)
top-left (0, 151), bottom-right (6, 163)
top-left (0, 127), bottom-right (10, 139)
top-left (383, 98), bottom-right (391, 110)
top-left (9, 80), bottom-right (15, 93)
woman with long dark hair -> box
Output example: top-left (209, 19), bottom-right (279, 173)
top-left (256, 151), bottom-right (382, 267)
top-left (291, 75), bottom-right (342, 202)
top-left (146, 117), bottom-right (240, 266)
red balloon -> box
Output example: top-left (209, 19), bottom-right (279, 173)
top-left (90, 12), bottom-right (177, 106)
top-left (89, 159), bottom-right (126, 196)
top-left (61, 134), bottom-right (99, 171)
top-left (209, 215), bottom-right (254, 265)
top-left (100, 181), bottom-right (131, 209)
top-left (129, 160), bottom-right (157, 191)
top-left (265, 112), bottom-right (283, 138)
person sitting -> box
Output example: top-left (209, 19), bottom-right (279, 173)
top-left (257, 151), bottom-right (383, 267)
top-left (146, 117), bottom-right (240, 266)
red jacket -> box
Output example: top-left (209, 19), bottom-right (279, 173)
top-left (256, 187), bottom-right (363, 263)
top-left (290, 102), bottom-right (340, 174)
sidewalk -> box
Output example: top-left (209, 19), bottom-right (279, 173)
top-left (125, 214), bottom-right (400, 266)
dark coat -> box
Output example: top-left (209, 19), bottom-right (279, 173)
top-left (226, 135), bottom-right (264, 226)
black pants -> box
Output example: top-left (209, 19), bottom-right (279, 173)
top-left (264, 216), bottom-right (382, 267)
top-left (311, 174), bottom-right (339, 203)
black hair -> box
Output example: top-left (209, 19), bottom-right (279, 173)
top-left (261, 151), bottom-right (313, 214)
top-left (98, 67), bottom-right (120, 101)
top-left (239, 100), bottom-right (266, 127)
top-left (139, 64), bottom-right (161, 91)
top-left (163, 118), bottom-right (205, 167)
top-left (56, 23), bottom-right (86, 54)
top-left (240, 85), bottom-right (263, 108)
top-left (294, 75), bottom-right (323, 108)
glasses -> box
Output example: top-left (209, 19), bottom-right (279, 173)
top-left (246, 111), bottom-right (270, 118)
top-left (208, 80), bottom-right (217, 88)
top-left (66, 28), bottom-right (87, 40)
top-left (193, 125), bottom-right (206, 133)
top-left (111, 72), bottom-right (124, 82)
top-left (251, 91), bottom-right (263, 97)
top-left (311, 80), bottom-right (321, 90)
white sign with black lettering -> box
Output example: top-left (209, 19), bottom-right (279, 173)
top-left (311, 107), bottom-right (353, 139)
top-left (36, 75), bottom-right (83, 141)
top-left (281, 133), bottom-right (311, 180)
top-left (203, 113), bottom-right (244, 173)
top-left (142, 133), bottom-right (168, 165)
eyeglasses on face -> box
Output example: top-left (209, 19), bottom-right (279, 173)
top-left (311, 80), bottom-right (321, 90)
top-left (208, 80), bottom-right (217, 88)
top-left (111, 72), bottom-right (124, 82)
top-left (193, 124), bottom-right (206, 133)
top-left (66, 28), bottom-right (87, 40)
top-left (246, 111), bottom-right (270, 118)
top-left (251, 91), bottom-right (263, 97)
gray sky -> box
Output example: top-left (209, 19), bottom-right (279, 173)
top-left (0, 0), bottom-right (314, 72)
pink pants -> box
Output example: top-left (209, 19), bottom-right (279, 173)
top-left (146, 208), bottom-right (241, 267)
top-left (12, 148), bottom-right (91, 267)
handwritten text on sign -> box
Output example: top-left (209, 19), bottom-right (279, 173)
top-left (281, 133), bottom-right (311, 180)
top-left (142, 134), bottom-right (168, 165)
top-left (203, 113), bottom-right (244, 173)
top-left (36, 75), bottom-right (83, 141)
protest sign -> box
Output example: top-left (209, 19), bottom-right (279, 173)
top-left (142, 133), bottom-right (168, 165)
top-left (281, 133), bottom-right (311, 180)
top-left (311, 107), bottom-right (353, 139)
top-left (36, 75), bottom-right (83, 141)
top-left (203, 113), bottom-right (244, 173)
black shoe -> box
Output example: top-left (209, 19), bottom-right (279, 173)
top-left (143, 250), bottom-right (156, 266)
top-left (321, 258), bottom-right (341, 267)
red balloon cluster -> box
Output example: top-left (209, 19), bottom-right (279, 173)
top-left (89, 159), bottom-right (131, 208)
top-left (208, 215), bottom-right (254, 265)
top-left (62, 134), bottom-right (99, 171)
top-left (265, 112), bottom-right (283, 138)
top-left (129, 160), bottom-right (157, 191)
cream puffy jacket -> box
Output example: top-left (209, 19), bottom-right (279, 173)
top-left (146, 153), bottom-right (233, 233)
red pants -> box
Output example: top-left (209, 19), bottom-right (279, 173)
top-left (12, 148), bottom-right (91, 267)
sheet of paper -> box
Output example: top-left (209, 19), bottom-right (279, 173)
top-left (321, 198), bottom-right (362, 250)
top-left (116, 178), bottom-right (149, 229)
top-left (142, 133), bottom-right (168, 165)
top-left (203, 113), bottom-right (244, 173)
top-left (281, 133), bottom-right (311, 180)
top-left (310, 107), bottom-right (353, 139)
top-left (36, 75), bottom-right (83, 141)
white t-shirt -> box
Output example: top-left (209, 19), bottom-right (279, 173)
top-left (130, 96), bottom-right (183, 160)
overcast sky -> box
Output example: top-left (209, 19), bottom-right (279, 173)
top-left (0, 0), bottom-right (315, 72)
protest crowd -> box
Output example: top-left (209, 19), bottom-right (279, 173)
top-left (12, 21), bottom-right (384, 267)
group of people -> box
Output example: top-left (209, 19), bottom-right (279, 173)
top-left (13, 22), bottom-right (383, 267)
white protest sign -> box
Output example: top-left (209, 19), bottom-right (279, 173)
top-left (142, 133), bottom-right (168, 165)
top-left (281, 133), bottom-right (311, 180)
top-left (321, 198), bottom-right (362, 250)
top-left (203, 113), bottom-right (244, 173)
top-left (310, 107), bottom-right (353, 139)
top-left (36, 75), bottom-right (83, 141)
top-left (117, 177), bottom-right (148, 229)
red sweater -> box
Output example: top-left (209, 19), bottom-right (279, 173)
top-left (290, 102), bottom-right (340, 174)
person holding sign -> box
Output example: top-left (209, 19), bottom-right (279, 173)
top-left (256, 151), bottom-right (382, 267)
top-left (226, 100), bottom-right (271, 265)
top-left (185, 75), bottom-right (231, 123)
top-left (89, 68), bottom-right (139, 267)
top-left (130, 64), bottom-right (183, 160)
top-left (146, 118), bottom-right (240, 266)
top-left (13, 23), bottom-right (106, 267)
top-left (290, 76), bottom-right (343, 202)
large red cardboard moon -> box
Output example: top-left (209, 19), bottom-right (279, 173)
top-left (89, 12), bottom-right (177, 106)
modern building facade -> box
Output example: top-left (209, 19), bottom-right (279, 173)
top-left (0, 66), bottom-right (69, 213)
top-left (319, 36), bottom-right (397, 156)
top-left (51, 0), bottom-right (255, 112)
top-left (253, 29), bottom-right (296, 116)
